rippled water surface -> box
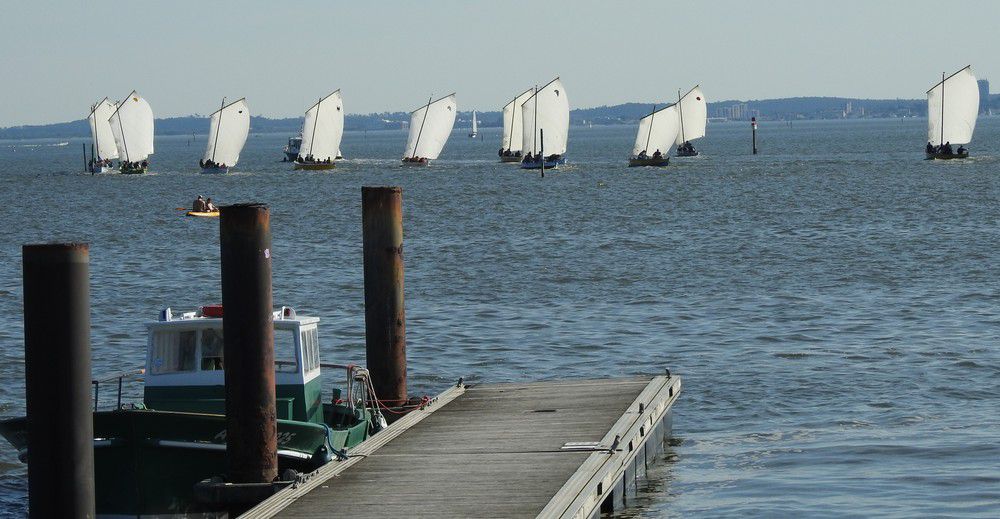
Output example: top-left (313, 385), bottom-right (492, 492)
top-left (1, 119), bottom-right (999, 516)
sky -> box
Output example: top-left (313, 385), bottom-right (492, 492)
top-left (2, 0), bottom-right (998, 126)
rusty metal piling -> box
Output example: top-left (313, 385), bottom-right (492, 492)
top-left (22, 243), bottom-right (95, 518)
top-left (219, 204), bottom-right (277, 484)
top-left (362, 186), bottom-right (408, 406)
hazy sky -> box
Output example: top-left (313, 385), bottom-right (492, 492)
top-left (2, 1), bottom-right (997, 126)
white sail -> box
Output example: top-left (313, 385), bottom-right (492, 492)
top-left (520, 78), bottom-right (569, 156)
top-left (471, 111), bottom-right (478, 134)
top-left (88, 98), bottom-right (119, 160)
top-left (632, 105), bottom-right (680, 157)
top-left (203, 98), bottom-right (250, 166)
top-left (403, 94), bottom-right (457, 160)
top-left (675, 85), bottom-right (707, 145)
top-left (502, 88), bottom-right (534, 152)
top-left (108, 91), bottom-right (154, 162)
top-left (298, 90), bottom-right (344, 162)
top-left (927, 66), bottom-right (979, 146)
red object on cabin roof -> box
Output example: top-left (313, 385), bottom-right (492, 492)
top-left (201, 304), bottom-right (224, 318)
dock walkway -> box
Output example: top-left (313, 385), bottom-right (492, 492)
top-left (243, 375), bottom-right (681, 518)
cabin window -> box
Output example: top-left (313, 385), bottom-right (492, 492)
top-left (275, 329), bottom-right (299, 373)
top-left (151, 330), bottom-right (197, 374)
top-left (302, 328), bottom-right (320, 373)
top-left (201, 328), bottom-right (224, 371)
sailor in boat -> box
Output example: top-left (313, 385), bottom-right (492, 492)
top-left (498, 147), bottom-right (504, 157)
top-left (678, 141), bottom-right (696, 154)
top-left (205, 198), bottom-right (217, 212)
top-left (957, 145), bottom-right (967, 155)
top-left (653, 149), bottom-right (662, 159)
top-left (193, 195), bottom-right (207, 212)
top-left (524, 151), bottom-right (534, 163)
top-left (637, 150), bottom-right (648, 160)
top-left (941, 142), bottom-right (954, 155)
top-left (926, 142), bottom-right (935, 154)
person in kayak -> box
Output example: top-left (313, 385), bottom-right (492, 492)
top-left (193, 196), bottom-right (207, 212)
top-left (205, 198), bottom-right (217, 212)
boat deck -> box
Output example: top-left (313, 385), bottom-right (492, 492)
top-left (242, 374), bottom-right (681, 518)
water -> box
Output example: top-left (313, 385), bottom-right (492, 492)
top-left (1, 118), bottom-right (999, 516)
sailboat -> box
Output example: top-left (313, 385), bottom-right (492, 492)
top-left (402, 93), bottom-right (457, 166)
top-left (520, 77), bottom-right (569, 170)
top-left (925, 65), bottom-right (979, 160)
top-left (200, 98), bottom-right (250, 173)
top-left (108, 91), bottom-right (154, 174)
top-left (294, 90), bottom-right (344, 170)
top-left (629, 104), bottom-right (680, 167)
top-left (674, 85), bottom-right (707, 157)
top-left (87, 98), bottom-right (119, 173)
top-left (468, 110), bottom-right (478, 138)
top-left (500, 88), bottom-right (534, 163)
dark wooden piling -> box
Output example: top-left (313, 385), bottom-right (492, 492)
top-left (752, 117), bottom-right (758, 155)
top-left (22, 243), bottom-right (95, 518)
top-left (361, 187), bottom-right (407, 406)
top-left (219, 204), bottom-right (277, 484)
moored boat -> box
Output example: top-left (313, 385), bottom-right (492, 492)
top-left (200, 97), bottom-right (250, 173)
top-left (293, 90), bottom-right (344, 170)
top-left (498, 87), bottom-right (533, 163)
top-left (283, 135), bottom-right (302, 161)
top-left (108, 90), bottom-right (155, 174)
top-left (402, 93), bottom-right (457, 166)
top-left (0, 304), bottom-right (381, 516)
top-left (673, 85), bottom-right (707, 157)
top-left (628, 104), bottom-right (679, 167)
top-left (925, 66), bottom-right (978, 160)
top-left (519, 78), bottom-right (569, 170)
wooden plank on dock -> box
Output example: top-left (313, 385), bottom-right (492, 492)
top-left (242, 375), bottom-right (681, 519)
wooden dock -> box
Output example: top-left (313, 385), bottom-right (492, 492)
top-left (242, 374), bottom-right (680, 518)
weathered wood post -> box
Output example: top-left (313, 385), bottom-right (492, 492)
top-left (219, 203), bottom-right (277, 484)
top-left (22, 243), bottom-right (95, 518)
top-left (362, 186), bottom-right (407, 406)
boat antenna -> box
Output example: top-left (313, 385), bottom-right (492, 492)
top-left (677, 89), bottom-right (687, 144)
top-left (308, 96), bottom-right (322, 160)
top-left (211, 97), bottom-right (226, 163)
top-left (940, 71), bottom-right (945, 147)
top-left (412, 94), bottom-right (433, 159)
top-left (644, 104), bottom-right (656, 156)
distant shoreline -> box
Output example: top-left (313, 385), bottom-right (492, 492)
top-left (2, 95), bottom-right (996, 140)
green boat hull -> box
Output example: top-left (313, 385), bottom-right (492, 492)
top-left (0, 406), bottom-right (369, 516)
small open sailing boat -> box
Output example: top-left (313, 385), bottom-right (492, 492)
top-left (294, 90), bottom-right (344, 170)
top-left (108, 91), bottom-right (154, 174)
top-left (200, 98), bottom-right (250, 173)
top-left (499, 87), bottom-right (534, 163)
top-left (674, 86), bottom-right (707, 157)
top-left (468, 110), bottom-right (478, 138)
top-left (87, 98), bottom-right (119, 173)
top-left (520, 77), bottom-right (569, 170)
top-left (925, 66), bottom-right (979, 160)
top-left (402, 93), bottom-right (457, 166)
top-left (629, 104), bottom-right (680, 167)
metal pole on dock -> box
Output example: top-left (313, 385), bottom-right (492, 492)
top-left (751, 117), bottom-right (758, 155)
top-left (219, 203), bottom-right (277, 484)
top-left (22, 243), bottom-right (95, 518)
top-left (361, 186), bottom-right (407, 406)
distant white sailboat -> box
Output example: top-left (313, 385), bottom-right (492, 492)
top-left (468, 110), bottom-right (478, 138)
top-left (402, 93), bottom-right (457, 166)
top-left (87, 98), bottom-right (119, 173)
top-left (200, 98), bottom-right (250, 173)
top-left (925, 65), bottom-right (978, 160)
top-left (629, 104), bottom-right (680, 167)
top-left (294, 90), bottom-right (344, 170)
top-left (108, 90), bottom-right (154, 174)
top-left (520, 77), bottom-right (569, 170)
top-left (674, 85), bottom-right (707, 157)
top-left (500, 87), bottom-right (533, 163)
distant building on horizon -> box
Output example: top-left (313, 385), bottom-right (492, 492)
top-left (978, 79), bottom-right (989, 114)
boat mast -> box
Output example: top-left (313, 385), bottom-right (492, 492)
top-left (91, 103), bottom-right (100, 161)
top-left (506, 95), bottom-right (516, 151)
top-left (644, 105), bottom-right (656, 155)
top-left (114, 96), bottom-right (130, 163)
top-left (940, 72), bottom-right (945, 147)
top-left (211, 97), bottom-right (225, 163)
top-left (412, 94), bottom-right (433, 159)
top-left (677, 89), bottom-right (687, 144)
top-left (308, 96), bottom-right (321, 160)
top-left (532, 85), bottom-right (538, 154)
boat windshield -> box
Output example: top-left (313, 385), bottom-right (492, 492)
top-left (150, 327), bottom-right (301, 374)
